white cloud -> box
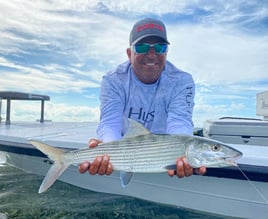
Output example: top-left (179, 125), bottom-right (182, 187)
top-left (101, 0), bottom-right (189, 14)
top-left (45, 102), bottom-right (100, 122)
top-left (0, 0), bottom-right (267, 126)
top-left (1, 0), bottom-right (267, 86)
top-left (193, 102), bottom-right (247, 127)
top-left (0, 71), bottom-right (99, 93)
top-left (0, 100), bottom-right (100, 123)
top-left (167, 24), bottom-right (268, 83)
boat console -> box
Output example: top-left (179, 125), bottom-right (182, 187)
top-left (203, 91), bottom-right (268, 146)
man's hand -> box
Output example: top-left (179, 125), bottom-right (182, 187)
top-left (168, 157), bottom-right (206, 178)
top-left (78, 139), bottom-right (113, 175)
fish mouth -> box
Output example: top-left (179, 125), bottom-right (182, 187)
top-left (225, 158), bottom-right (238, 166)
top-left (222, 148), bottom-right (243, 166)
top-left (224, 155), bottom-right (242, 166)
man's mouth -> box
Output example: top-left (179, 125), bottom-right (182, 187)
top-left (145, 63), bottom-right (157, 66)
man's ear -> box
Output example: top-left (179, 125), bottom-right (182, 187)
top-left (126, 48), bottom-right (131, 60)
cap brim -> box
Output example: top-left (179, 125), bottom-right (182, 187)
top-left (131, 34), bottom-right (170, 46)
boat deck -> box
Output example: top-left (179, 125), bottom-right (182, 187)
top-left (0, 121), bottom-right (98, 149)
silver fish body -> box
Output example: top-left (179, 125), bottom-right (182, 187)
top-left (30, 131), bottom-right (242, 193)
top-left (64, 134), bottom-right (242, 172)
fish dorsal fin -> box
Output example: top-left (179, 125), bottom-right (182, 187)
top-left (123, 119), bottom-right (150, 138)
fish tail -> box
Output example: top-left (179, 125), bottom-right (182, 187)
top-left (30, 140), bottom-right (70, 193)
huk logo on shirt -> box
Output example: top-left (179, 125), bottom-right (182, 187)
top-left (186, 86), bottom-right (193, 107)
top-left (128, 107), bottom-right (154, 123)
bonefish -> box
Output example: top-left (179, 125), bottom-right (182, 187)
top-left (30, 119), bottom-right (242, 193)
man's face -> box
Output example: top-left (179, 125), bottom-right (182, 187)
top-left (127, 37), bottom-right (167, 84)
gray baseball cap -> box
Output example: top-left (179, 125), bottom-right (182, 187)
top-left (129, 18), bottom-right (170, 46)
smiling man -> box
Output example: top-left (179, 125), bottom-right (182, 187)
top-left (79, 18), bottom-right (206, 178)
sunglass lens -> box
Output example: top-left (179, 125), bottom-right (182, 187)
top-left (154, 44), bottom-right (167, 53)
top-left (135, 44), bottom-right (150, 54)
top-left (134, 43), bottom-right (167, 54)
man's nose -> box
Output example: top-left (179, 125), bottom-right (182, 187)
top-left (147, 47), bottom-right (157, 56)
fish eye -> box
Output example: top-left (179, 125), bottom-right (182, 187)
top-left (211, 144), bottom-right (221, 152)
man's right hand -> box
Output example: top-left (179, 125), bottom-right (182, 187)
top-left (78, 139), bottom-right (113, 175)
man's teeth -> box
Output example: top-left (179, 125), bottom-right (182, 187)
top-left (146, 63), bottom-right (156, 65)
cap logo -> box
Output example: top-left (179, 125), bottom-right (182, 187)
top-left (136, 23), bottom-right (164, 33)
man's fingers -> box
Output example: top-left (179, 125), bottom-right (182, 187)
top-left (169, 157), bottom-right (194, 178)
top-left (79, 161), bottom-right (90, 174)
top-left (168, 169), bottom-right (175, 177)
top-left (79, 154), bottom-right (113, 176)
top-left (88, 138), bottom-right (102, 148)
top-left (176, 159), bottom-right (185, 178)
top-left (106, 163), bottom-right (113, 175)
top-left (98, 155), bottom-right (110, 175)
top-left (182, 157), bottom-right (193, 177)
top-left (88, 155), bottom-right (113, 175)
top-left (194, 166), bottom-right (206, 175)
top-left (89, 156), bottom-right (102, 175)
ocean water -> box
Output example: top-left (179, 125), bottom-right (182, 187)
top-left (0, 162), bottom-right (231, 219)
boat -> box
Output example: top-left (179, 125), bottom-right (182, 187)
top-left (0, 91), bottom-right (268, 218)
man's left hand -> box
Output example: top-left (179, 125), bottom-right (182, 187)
top-left (168, 157), bottom-right (206, 178)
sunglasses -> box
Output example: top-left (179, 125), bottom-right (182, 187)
top-left (132, 43), bottom-right (168, 54)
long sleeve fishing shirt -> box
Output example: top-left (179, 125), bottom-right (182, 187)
top-left (97, 60), bottom-right (195, 142)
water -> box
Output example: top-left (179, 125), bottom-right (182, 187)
top-left (0, 163), bottom-right (230, 219)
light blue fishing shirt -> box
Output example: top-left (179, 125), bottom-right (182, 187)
top-left (97, 61), bottom-right (195, 142)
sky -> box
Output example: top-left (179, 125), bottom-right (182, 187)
top-left (0, 0), bottom-right (268, 127)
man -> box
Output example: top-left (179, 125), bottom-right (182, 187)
top-left (79, 18), bottom-right (206, 178)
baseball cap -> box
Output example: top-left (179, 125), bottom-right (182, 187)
top-left (129, 18), bottom-right (170, 46)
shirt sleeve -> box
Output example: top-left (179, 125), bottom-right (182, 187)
top-left (96, 74), bottom-right (125, 142)
top-left (166, 75), bottom-right (195, 135)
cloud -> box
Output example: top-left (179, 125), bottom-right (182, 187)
top-left (167, 24), bottom-right (268, 84)
top-left (193, 100), bottom-right (248, 127)
top-left (0, 0), bottom-right (267, 125)
top-left (1, 1), bottom-right (267, 86)
top-left (0, 57), bottom-right (99, 93)
top-left (0, 100), bottom-right (100, 123)
top-left (192, 81), bottom-right (268, 127)
top-left (98, 0), bottom-right (189, 15)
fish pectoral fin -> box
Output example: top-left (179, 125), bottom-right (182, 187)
top-left (120, 171), bottom-right (134, 188)
top-left (164, 164), bottom-right (177, 170)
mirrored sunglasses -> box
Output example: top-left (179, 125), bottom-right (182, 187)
top-left (132, 43), bottom-right (168, 54)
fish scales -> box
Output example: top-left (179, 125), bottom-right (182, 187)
top-left (66, 134), bottom-right (187, 172)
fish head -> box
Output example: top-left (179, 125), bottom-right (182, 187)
top-left (186, 137), bottom-right (243, 168)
